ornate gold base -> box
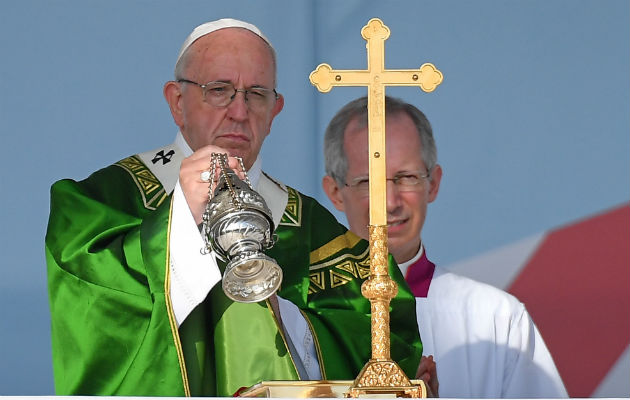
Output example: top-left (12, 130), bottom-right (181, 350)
top-left (239, 380), bottom-right (354, 398)
top-left (346, 384), bottom-right (423, 398)
top-left (346, 359), bottom-right (425, 398)
top-left (238, 379), bottom-right (426, 398)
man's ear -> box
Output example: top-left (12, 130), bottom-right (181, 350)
top-left (428, 164), bottom-right (442, 203)
top-left (265, 93), bottom-right (285, 135)
top-left (272, 93), bottom-right (284, 118)
top-left (322, 175), bottom-right (346, 212)
top-left (163, 81), bottom-right (184, 127)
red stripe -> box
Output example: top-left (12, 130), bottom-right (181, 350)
top-left (508, 204), bottom-right (630, 397)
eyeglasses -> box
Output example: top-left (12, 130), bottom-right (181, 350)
top-left (345, 170), bottom-right (430, 195)
top-left (177, 79), bottom-right (278, 112)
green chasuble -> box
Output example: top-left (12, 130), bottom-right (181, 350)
top-left (46, 150), bottom-right (422, 396)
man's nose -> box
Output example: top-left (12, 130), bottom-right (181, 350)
top-left (226, 91), bottom-right (249, 120)
top-left (385, 180), bottom-right (403, 213)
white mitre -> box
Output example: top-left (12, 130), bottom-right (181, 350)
top-left (175, 18), bottom-right (274, 72)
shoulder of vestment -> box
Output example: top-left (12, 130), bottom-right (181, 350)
top-left (51, 151), bottom-right (174, 219)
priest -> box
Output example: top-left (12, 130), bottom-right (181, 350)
top-left (322, 95), bottom-right (568, 398)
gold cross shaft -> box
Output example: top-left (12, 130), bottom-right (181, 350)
top-left (310, 18), bottom-right (442, 398)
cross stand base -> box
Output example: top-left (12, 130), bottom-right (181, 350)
top-left (345, 359), bottom-right (426, 398)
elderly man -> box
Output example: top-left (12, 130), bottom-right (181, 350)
top-left (45, 20), bottom-right (426, 396)
top-left (322, 95), bottom-right (568, 398)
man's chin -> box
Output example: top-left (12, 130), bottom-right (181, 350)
top-left (388, 229), bottom-right (418, 246)
top-left (388, 238), bottom-right (421, 264)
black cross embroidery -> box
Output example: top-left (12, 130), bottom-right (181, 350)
top-left (152, 149), bottom-right (175, 165)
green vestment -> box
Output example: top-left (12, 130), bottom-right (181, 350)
top-left (46, 149), bottom-right (422, 396)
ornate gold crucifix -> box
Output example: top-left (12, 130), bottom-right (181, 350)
top-left (310, 18), bottom-right (443, 398)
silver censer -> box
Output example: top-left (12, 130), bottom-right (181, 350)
top-left (200, 153), bottom-right (282, 303)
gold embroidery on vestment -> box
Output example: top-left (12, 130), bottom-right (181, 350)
top-left (336, 260), bottom-right (358, 278)
top-left (356, 257), bottom-right (371, 279)
top-left (309, 271), bottom-right (326, 294)
top-left (309, 230), bottom-right (362, 265)
top-left (330, 269), bottom-right (353, 288)
top-left (115, 155), bottom-right (168, 210)
top-left (279, 187), bottom-right (302, 227)
top-left (308, 247), bottom-right (370, 293)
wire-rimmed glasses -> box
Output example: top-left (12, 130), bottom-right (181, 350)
top-left (345, 169), bottom-right (430, 196)
top-left (178, 79), bottom-right (278, 112)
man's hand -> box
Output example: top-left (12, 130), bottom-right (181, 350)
top-left (416, 355), bottom-right (439, 397)
top-left (179, 145), bottom-right (247, 225)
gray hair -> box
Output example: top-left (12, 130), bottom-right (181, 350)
top-left (324, 96), bottom-right (437, 184)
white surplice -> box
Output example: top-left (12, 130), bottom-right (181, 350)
top-left (401, 247), bottom-right (568, 398)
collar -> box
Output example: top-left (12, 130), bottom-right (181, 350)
top-left (175, 131), bottom-right (193, 157)
top-left (398, 242), bottom-right (424, 278)
top-left (400, 243), bottom-right (435, 298)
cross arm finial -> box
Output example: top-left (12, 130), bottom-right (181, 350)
top-left (309, 64), bottom-right (337, 93)
top-left (361, 18), bottom-right (390, 42)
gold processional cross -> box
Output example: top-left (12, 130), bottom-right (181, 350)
top-left (310, 18), bottom-right (443, 398)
